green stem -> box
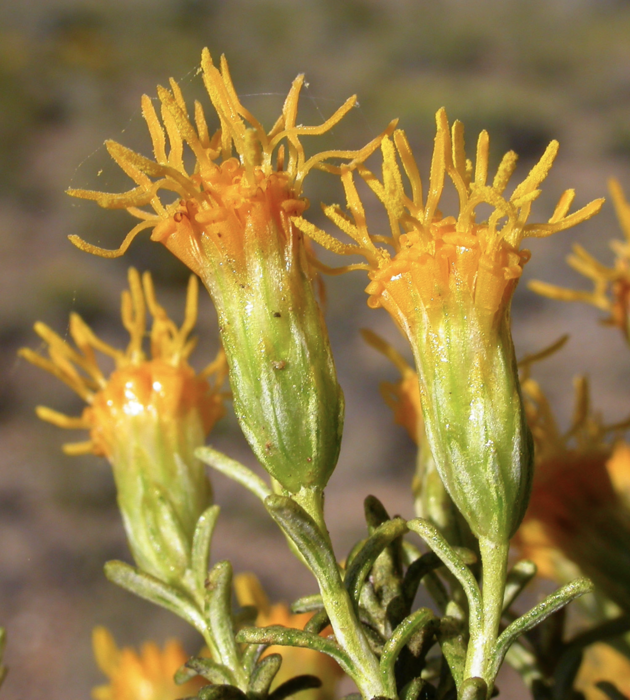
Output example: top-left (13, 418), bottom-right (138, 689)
top-left (464, 537), bottom-right (509, 689)
top-left (273, 490), bottom-right (391, 699)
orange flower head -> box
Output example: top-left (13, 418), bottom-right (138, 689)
top-left (66, 49), bottom-right (393, 494)
top-left (21, 268), bottom-right (228, 583)
top-left (530, 178), bottom-right (630, 341)
top-left (92, 627), bottom-right (203, 700)
top-left (296, 109), bottom-right (603, 544)
top-left (67, 48), bottom-right (391, 282)
top-left (519, 370), bottom-right (630, 612)
top-left (20, 267), bottom-right (227, 459)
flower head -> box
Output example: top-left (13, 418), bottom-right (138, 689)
top-left (67, 48), bottom-right (390, 278)
top-left (234, 573), bottom-right (342, 700)
top-left (296, 108), bottom-right (603, 333)
top-left (297, 109), bottom-right (602, 542)
top-left (530, 178), bottom-right (630, 340)
top-left (66, 49), bottom-right (391, 494)
top-left (20, 268), bottom-right (228, 583)
top-left (518, 369), bottom-right (630, 612)
top-left (92, 626), bottom-right (203, 700)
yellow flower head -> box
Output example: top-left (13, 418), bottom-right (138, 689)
top-left (518, 369), bottom-right (630, 610)
top-left (21, 268), bottom-right (228, 582)
top-left (92, 627), bottom-right (203, 700)
top-left (530, 178), bottom-right (630, 340)
top-left (67, 48), bottom-right (391, 277)
top-left (20, 267), bottom-right (227, 458)
top-left (296, 109), bottom-right (603, 543)
top-left (296, 108), bottom-right (603, 333)
top-left (234, 573), bottom-right (342, 700)
top-left (65, 49), bottom-right (392, 494)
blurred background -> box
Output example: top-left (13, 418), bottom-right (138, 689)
top-left (1, 0), bottom-right (630, 697)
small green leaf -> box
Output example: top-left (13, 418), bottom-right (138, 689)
top-left (197, 684), bottom-right (248, 700)
top-left (205, 561), bottom-right (246, 688)
top-left (344, 518), bottom-right (408, 604)
top-left (364, 495), bottom-right (391, 532)
top-left (248, 653), bottom-right (282, 698)
top-left (242, 643), bottom-right (268, 675)
top-left (492, 577), bottom-right (594, 679)
top-left (191, 505), bottom-right (221, 597)
top-left (304, 608), bottom-right (330, 635)
top-left (178, 657), bottom-right (236, 685)
top-left (379, 608), bottom-right (435, 689)
top-left (236, 625), bottom-right (353, 676)
top-left (263, 496), bottom-right (338, 588)
top-left (291, 594), bottom-right (324, 614)
top-left (437, 617), bottom-right (467, 690)
top-left (407, 519), bottom-right (482, 638)
top-left (196, 447), bottom-right (272, 503)
top-left (400, 677), bottom-right (426, 700)
top-left (268, 675), bottom-right (322, 700)
top-left (104, 560), bottom-right (205, 633)
top-left (502, 559), bottom-right (537, 611)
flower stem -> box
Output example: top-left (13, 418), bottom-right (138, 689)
top-left (294, 488), bottom-right (391, 699)
top-left (464, 537), bottom-right (509, 691)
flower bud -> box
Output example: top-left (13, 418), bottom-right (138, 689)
top-left (20, 268), bottom-right (227, 585)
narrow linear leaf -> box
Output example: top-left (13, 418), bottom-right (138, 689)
top-left (407, 519), bottom-right (482, 636)
top-left (364, 495), bottom-right (391, 532)
top-left (291, 594), bottom-right (324, 614)
top-left (248, 653), bottom-right (282, 698)
top-left (400, 677), bottom-right (426, 700)
top-left (379, 608), bottom-right (435, 686)
top-left (206, 561), bottom-right (246, 688)
top-left (197, 684), bottom-right (248, 700)
top-left (104, 560), bottom-right (205, 633)
top-left (242, 643), bottom-right (268, 676)
top-left (236, 625), bottom-right (353, 676)
top-left (268, 675), bottom-right (322, 700)
top-left (197, 447), bottom-right (271, 503)
top-left (191, 505), bottom-right (221, 596)
top-left (179, 657), bottom-right (236, 686)
top-left (492, 577), bottom-right (594, 678)
top-left (503, 560), bottom-right (537, 612)
top-left (438, 617), bottom-right (467, 690)
top-left (304, 608), bottom-right (330, 635)
top-left (345, 518), bottom-right (408, 603)
top-left (263, 496), bottom-right (338, 586)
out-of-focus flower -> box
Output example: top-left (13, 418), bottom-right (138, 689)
top-left (20, 268), bottom-right (227, 584)
top-left (234, 573), bottom-right (342, 700)
top-left (67, 49), bottom-right (393, 495)
top-left (297, 109), bottom-right (603, 543)
top-left (92, 626), bottom-right (203, 700)
top-left (518, 371), bottom-right (630, 613)
top-left (530, 178), bottom-right (630, 341)
top-left (576, 642), bottom-right (630, 700)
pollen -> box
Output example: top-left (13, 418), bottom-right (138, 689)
top-left (67, 49), bottom-right (394, 276)
top-left (295, 109), bottom-right (603, 327)
top-left (19, 268), bottom-right (228, 457)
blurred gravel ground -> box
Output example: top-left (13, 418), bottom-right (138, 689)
top-left (1, 0), bottom-right (629, 697)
